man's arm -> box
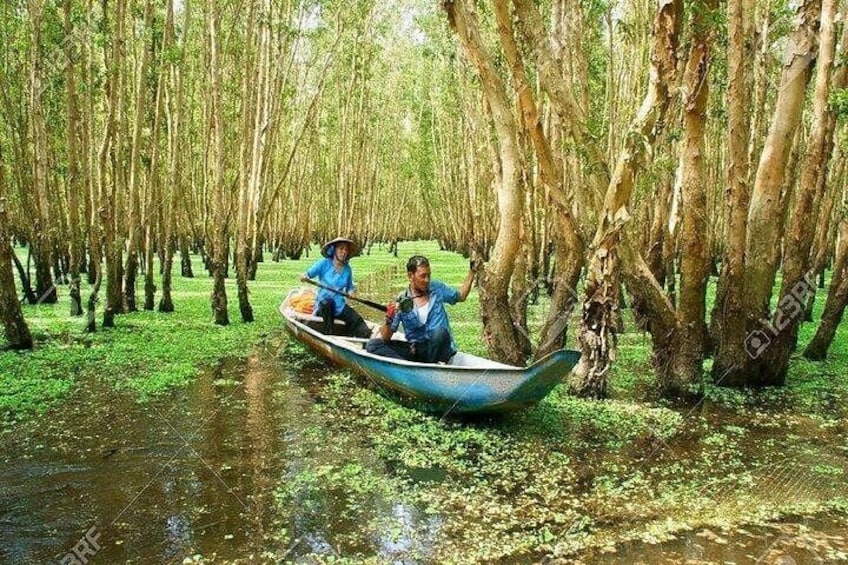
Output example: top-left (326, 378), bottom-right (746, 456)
top-left (379, 302), bottom-right (399, 341)
top-left (458, 266), bottom-right (477, 302)
top-left (379, 319), bottom-right (393, 341)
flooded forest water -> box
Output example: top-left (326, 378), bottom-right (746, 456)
top-left (2, 337), bottom-right (847, 563)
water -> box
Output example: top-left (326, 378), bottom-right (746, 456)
top-left (2, 337), bottom-right (846, 563)
top-left (591, 514), bottom-right (848, 564)
top-left (1, 348), bottom-right (294, 562)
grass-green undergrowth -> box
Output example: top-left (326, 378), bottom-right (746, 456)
top-left (4, 241), bottom-right (848, 561)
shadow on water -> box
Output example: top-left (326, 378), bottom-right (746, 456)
top-left (0, 336), bottom-right (438, 563)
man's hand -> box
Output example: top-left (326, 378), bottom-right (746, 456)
top-left (300, 274), bottom-right (310, 282)
top-left (385, 301), bottom-right (398, 326)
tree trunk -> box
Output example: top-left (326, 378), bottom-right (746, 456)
top-left (31, 242), bottom-right (56, 304)
top-left (0, 199), bottom-right (33, 350)
top-left (664, 1), bottom-right (714, 392)
top-left (811, 156), bottom-right (843, 279)
top-left (180, 237), bottom-right (194, 277)
top-left (710, 0), bottom-right (755, 348)
top-left (122, 0), bottom-right (154, 314)
top-left (805, 220), bottom-right (848, 359)
top-left (86, 212), bottom-right (105, 333)
top-left (102, 0), bottom-right (126, 329)
top-left (760, 0), bottom-right (842, 375)
top-left (536, 222), bottom-right (582, 359)
top-left (443, 0), bottom-right (527, 365)
top-left (158, 0), bottom-right (180, 314)
top-left (574, 0), bottom-right (683, 398)
top-left (159, 235), bottom-right (175, 313)
top-left (208, 0), bottom-right (229, 326)
top-left (143, 224), bottom-right (156, 311)
top-left (511, 0), bottom-right (610, 200)
top-left (11, 251), bottom-right (37, 305)
top-left (713, 0), bottom-right (821, 387)
top-left (247, 238), bottom-right (262, 280)
top-left (28, 0), bottom-right (57, 305)
top-left (632, 176), bottom-right (674, 332)
top-left (804, 274), bottom-right (848, 360)
top-left (492, 0), bottom-right (585, 361)
top-left (235, 0), bottom-right (270, 325)
top-left (64, 0), bottom-right (83, 316)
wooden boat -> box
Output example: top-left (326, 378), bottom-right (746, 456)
top-left (279, 290), bottom-right (581, 414)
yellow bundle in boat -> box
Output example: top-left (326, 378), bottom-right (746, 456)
top-left (289, 288), bottom-right (316, 314)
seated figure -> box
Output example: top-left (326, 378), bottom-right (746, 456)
top-left (365, 255), bottom-right (476, 364)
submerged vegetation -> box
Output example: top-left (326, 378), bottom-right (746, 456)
top-left (0, 244), bottom-right (400, 422)
top-left (274, 298), bottom-right (848, 562)
top-left (3, 243), bottom-right (847, 562)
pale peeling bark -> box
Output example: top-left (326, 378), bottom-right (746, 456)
top-left (616, 0), bottom-right (716, 396)
top-left (762, 0), bottom-right (842, 371)
top-left (573, 0), bottom-right (682, 398)
top-left (710, 0), bottom-right (755, 346)
top-left (743, 0), bottom-right (821, 313)
top-left (668, 5), bottom-right (713, 391)
top-left (714, 0), bottom-right (822, 386)
top-left (443, 0), bottom-right (526, 365)
top-left (492, 0), bottom-right (585, 360)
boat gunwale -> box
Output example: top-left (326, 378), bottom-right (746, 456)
top-left (279, 299), bottom-right (577, 375)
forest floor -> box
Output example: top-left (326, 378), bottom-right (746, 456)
top-left (2, 242), bottom-right (847, 563)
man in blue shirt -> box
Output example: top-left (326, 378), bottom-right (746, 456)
top-left (301, 238), bottom-right (371, 338)
top-left (365, 255), bottom-right (477, 363)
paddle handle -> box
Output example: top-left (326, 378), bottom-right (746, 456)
top-left (302, 279), bottom-right (388, 312)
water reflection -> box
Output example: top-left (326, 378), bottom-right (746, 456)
top-left (163, 513), bottom-right (192, 560)
top-left (0, 348), bottom-right (300, 563)
top-left (376, 502), bottom-right (442, 563)
top-left (2, 337), bottom-right (846, 563)
top-left (0, 339), bottom-right (445, 563)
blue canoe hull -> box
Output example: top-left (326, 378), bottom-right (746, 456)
top-left (281, 302), bottom-right (581, 414)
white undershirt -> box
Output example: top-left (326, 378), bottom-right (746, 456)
top-left (415, 301), bottom-right (430, 325)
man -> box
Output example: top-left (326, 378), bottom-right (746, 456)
top-left (365, 255), bottom-right (477, 364)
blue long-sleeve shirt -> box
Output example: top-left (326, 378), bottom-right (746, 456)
top-left (389, 280), bottom-right (460, 347)
top-left (306, 258), bottom-right (355, 316)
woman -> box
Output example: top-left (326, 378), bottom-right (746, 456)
top-left (300, 237), bottom-right (371, 338)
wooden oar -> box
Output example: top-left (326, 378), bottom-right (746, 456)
top-left (302, 279), bottom-right (388, 312)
